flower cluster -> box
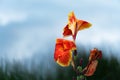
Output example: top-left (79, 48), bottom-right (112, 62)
top-left (54, 12), bottom-right (102, 80)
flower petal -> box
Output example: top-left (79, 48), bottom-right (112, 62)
top-left (83, 48), bottom-right (102, 76)
top-left (63, 25), bottom-right (72, 37)
top-left (77, 20), bottom-right (92, 31)
top-left (63, 12), bottom-right (77, 38)
top-left (83, 60), bottom-right (98, 76)
top-left (68, 11), bottom-right (76, 24)
top-left (54, 38), bottom-right (76, 67)
top-left (63, 11), bottom-right (92, 41)
top-left (89, 48), bottom-right (102, 61)
top-left (56, 50), bottom-right (72, 67)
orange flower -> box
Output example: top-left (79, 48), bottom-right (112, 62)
top-left (89, 48), bottom-right (102, 61)
top-left (63, 12), bottom-right (92, 40)
top-left (54, 38), bottom-right (76, 67)
top-left (83, 48), bottom-right (102, 76)
top-left (83, 60), bottom-right (98, 76)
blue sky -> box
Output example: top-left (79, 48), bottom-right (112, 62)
top-left (0, 0), bottom-right (120, 61)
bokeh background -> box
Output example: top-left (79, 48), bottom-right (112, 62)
top-left (0, 0), bottom-right (120, 80)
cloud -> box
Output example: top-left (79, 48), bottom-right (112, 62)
top-left (0, 0), bottom-right (120, 61)
top-left (0, 11), bottom-right (27, 26)
top-left (0, 20), bottom-right (61, 61)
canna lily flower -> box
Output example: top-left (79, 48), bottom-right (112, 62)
top-left (54, 38), bottom-right (76, 67)
top-left (63, 11), bottom-right (92, 40)
top-left (83, 48), bottom-right (102, 76)
top-left (83, 60), bottom-right (98, 76)
top-left (89, 48), bottom-right (102, 61)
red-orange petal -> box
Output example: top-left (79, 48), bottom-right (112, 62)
top-left (63, 12), bottom-right (92, 41)
top-left (89, 48), bottom-right (102, 61)
top-left (54, 38), bottom-right (76, 67)
top-left (56, 50), bottom-right (72, 67)
top-left (68, 12), bottom-right (77, 37)
top-left (83, 60), bottom-right (98, 76)
top-left (77, 20), bottom-right (92, 31)
top-left (68, 11), bottom-right (76, 24)
top-left (63, 25), bottom-right (72, 37)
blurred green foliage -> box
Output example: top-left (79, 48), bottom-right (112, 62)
top-left (0, 51), bottom-right (120, 80)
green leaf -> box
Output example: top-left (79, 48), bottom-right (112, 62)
top-left (77, 75), bottom-right (85, 80)
top-left (77, 66), bottom-right (82, 72)
top-left (77, 76), bottom-right (80, 80)
top-left (74, 55), bottom-right (77, 61)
